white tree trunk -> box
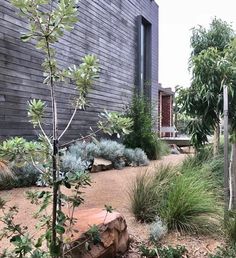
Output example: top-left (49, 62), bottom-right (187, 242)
top-left (229, 142), bottom-right (236, 210)
top-left (213, 122), bottom-right (220, 156)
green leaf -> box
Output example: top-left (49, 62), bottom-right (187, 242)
top-left (104, 204), bottom-right (114, 213)
top-left (50, 243), bottom-right (61, 256)
top-left (38, 191), bottom-right (46, 199)
top-left (34, 235), bottom-right (44, 248)
top-left (55, 224), bottom-right (65, 234)
top-left (10, 235), bottom-right (21, 243)
top-left (63, 180), bottom-right (71, 189)
top-left (20, 34), bottom-right (32, 42)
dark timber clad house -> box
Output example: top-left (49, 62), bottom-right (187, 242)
top-left (0, 0), bottom-right (159, 141)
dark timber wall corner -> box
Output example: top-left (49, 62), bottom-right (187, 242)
top-left (0, 0), bottom-right (159, 142)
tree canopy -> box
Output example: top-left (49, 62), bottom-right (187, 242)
top-left (177, 18), bottom-right (236, 148)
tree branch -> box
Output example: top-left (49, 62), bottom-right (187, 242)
top-left (59, 127), bottom-right (103, 148)
top-left (38, 122), bottom-right (53, 149)
top-left (58, 107), bottom-right (77, 141)
top-left (30, 157), bottom-right (45, 175)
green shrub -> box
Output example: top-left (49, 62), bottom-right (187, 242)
top-left (180, 147), bottom-right (224, 192)
top-left (156, 245), bottom-right (187, 258)
top-left (62, 155), bottom-right (90, 173)
top-left (66, 142), bottom-right (100, 160)
top-left (181, 146), bottom-right (213, 170)
top-left (124, 148), bottom-right (149, 166)
top-left (63, 139), bottom-right (149, 170)
top-left (123, 148), bottom-right (136, 165)
top-left (158, 140), bottom-right (170, 156)
top-left (224, 211), bottom-right (236, 244)
top-left (160, 169), bottom-right (222, 234)
top-left (124, 94), bottom-right (162, 160)
top-left (14, 165), bottom-right (40, 187)
top-left (206, 156), bottom-right (224, 187)
top-left (209, 244), bottom-right (236, 258)
top-left (0, 174), bottom-right (15, 190)
top-left (149, 216), bottom-right (168, 241)
top-left (99, 139), bottom-right (125, 168)
top-left (133, 148), bottom-right (150, 166)
top-left (139, 243), bottom-right (187, 258)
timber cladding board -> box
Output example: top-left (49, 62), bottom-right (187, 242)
top-left (0, 0), bottom-right (159, 141)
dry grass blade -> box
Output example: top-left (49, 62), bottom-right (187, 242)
top-left (0, 159), bottom-right (15, 180)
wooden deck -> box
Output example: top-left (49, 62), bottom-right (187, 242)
top-left (161, 137), bottom-right (192, 147)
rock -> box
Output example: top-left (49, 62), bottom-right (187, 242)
top-left (170, 144), bottom-right (180, 155)
top-left (68, 208), bottom-right (129, 258)
top-left (91, 158), bottom-right (113, 173)
top-left (171, 148), bottom-right (180, 154)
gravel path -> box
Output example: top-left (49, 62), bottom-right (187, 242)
top-left (79, 154), bottom-right (187, 239)
top-left (0, 154), bottom-right (187, 251)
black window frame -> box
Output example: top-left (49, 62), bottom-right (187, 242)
top-left (137, 15), bottom-right (152, 98)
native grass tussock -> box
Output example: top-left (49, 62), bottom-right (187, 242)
top-left (0, 159), bottom-right (15, 180)
top-left (130, 148), bottom-right (224, 235)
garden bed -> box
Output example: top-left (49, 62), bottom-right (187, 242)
top-left (0, 154), bottom-right (224, 257)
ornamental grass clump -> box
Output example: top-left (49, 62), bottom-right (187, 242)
top-left (130, 171), bottom-right (160, 222)
top-left (159, 169), bottom-right (222, 234)
top-left (0, 163), bottom-right (40, 190)
top-left (130, 165), bottom-right (175, 222)
top-left (130, 159), bottom-right (223, 235)
top-left (0, 159), bottom-right (15, 181)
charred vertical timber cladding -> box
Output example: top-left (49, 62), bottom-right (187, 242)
top-left (0, 0), bottom-right (159, 141)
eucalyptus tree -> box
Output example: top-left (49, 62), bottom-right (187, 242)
top-left (178, 19), bottom-right (236, 209)
top-left (188, 18), bottom-right (235, 154)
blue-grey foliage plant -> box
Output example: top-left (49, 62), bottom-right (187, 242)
top-left (62, 140), bottom-right (149, 171)
top-left (0, 0), bottom-right (133, 257)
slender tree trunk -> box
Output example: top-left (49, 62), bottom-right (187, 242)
top-left (213, 122), bottom-right (220, 156)
top-left (229, 142), bottom-right (236, 210)
top-left (223, 84), bottom-right (229, 217)
top-left (51, 84), bottom-right (59, 255)
top-left (46, 38), bottom-right (59, 256)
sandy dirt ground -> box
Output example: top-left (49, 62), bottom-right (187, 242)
top-left (0, 154), bottom-right (223, 256)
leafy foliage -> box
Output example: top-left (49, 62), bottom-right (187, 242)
top-left (98, 110), bottom-right (133, 138)
top-left (28, 99), bottom-right (46, 127)
top-left (139, 243), bottom-right (188, 258)
top-left (0, 0), bottom-right (131, 256)
top-left (177, 18), bottom-right (236, 148)
top-left (209, 245), bottom-right (236, 258)
top-left (124, 94), bottom-right (164, 160)
top-left (124, 148), bottom-right (149, 166)
top-left (0, 137), bottom-right (48, 167)
top-left (191, 18), bottom-right (235, 56)
top-left (149, 217), bottom-right (168, 241)
top-left (62, 139), bottom-right (149, 170)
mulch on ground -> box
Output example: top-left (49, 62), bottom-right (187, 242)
top-left (0, 154), bottom-right (223, 256)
